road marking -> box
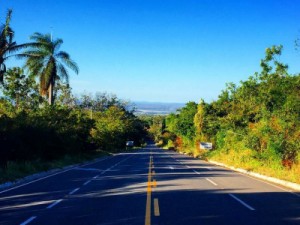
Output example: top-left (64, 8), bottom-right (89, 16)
top-left (154, 198), bottom-right (160, 216)
top-left (69, 188), bottom-right (80, 195)
top-left (193, 170), bottom-right (200, 175)
top-left (0, 168), bottom-right (75, 195)
top-left (152, 179), bottom-right (157, 188)
top-left (100, 155), bottom-right (134, 175)
top-left (186, 165), bottom-right (191, 168)
top-left (47, 199), bottom-right (63, 209)
top-left (83, 180), bottom-right (91, 186)
top-left (88, 155), bottom-right (134, 184)
top-left (237, 172), bottom-right (300, 198)
top-left (73, 168), bottom-right (101, 172)
top-left (169, 166), bottom-right (174, 170)
top-left (82, 156), bottom-right (112, 167)
top-left (20, 216), bottom-right (37, 225)
top-left (205, 178), bottom-right (218, 186)
top-left (205, 167), bottom-right (213, 170)
top-left (145, 156), bottom-right (152, 225)
top-left (0, 157), bottom-right (111, 195)
top-left (228, 194), bottom-right (255, 211)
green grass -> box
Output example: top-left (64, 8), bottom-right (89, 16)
top-left (207, 148), bottom-right (300, 184)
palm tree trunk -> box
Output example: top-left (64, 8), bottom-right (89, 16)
top-left (49, 82), bottom-right (53, 105)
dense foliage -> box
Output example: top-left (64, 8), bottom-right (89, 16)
top-left (162, 46), bottom-right (300, 181)
top-left (0, 81), bottom-right (147, 168)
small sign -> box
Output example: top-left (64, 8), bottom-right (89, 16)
top-left (200, 142), bottom-right (213, 150)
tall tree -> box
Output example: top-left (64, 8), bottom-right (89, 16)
top-left (0, 9), bottom-right (30, 83)
top-left (19, 33), bottom-right (79, 105)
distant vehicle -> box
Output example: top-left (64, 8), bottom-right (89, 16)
top-left (126, 141), bottom-right (134, 147)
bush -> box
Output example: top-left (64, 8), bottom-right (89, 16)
top-left (0, 105), bottom-right (94, 167)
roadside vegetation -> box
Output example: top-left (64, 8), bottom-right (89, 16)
top-left (2, 8), bottom-right (300, 186)
top-left (151, 45), bottom-right (300, 184)
top-left (0, 10), bottom-right (147, 183)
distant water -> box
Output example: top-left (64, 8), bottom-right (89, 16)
top-left (133, 101), bottom-right (185, 115)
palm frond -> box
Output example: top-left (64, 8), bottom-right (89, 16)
top-left (56, 51), bottom-right (79, 74)
top-left (30, 32), bottom-right (51, 45)
top-left (57, 63), bottom-right (69, 83)
top-left (53, 38), bottom-right (63, 52)
top-left (21, 32), bottom-right (79, 104)
top-left (4, 9), bottom-right (13, 43)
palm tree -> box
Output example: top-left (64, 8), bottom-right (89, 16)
top-left (19, 32), bottom-right (79, 105)
top-left (0, 9), bottom-right (31, 83)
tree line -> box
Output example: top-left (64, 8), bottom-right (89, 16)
top-left (152, 45), bottom-right (300, 181)
top-left (0, 9), bottom-right (147, 170)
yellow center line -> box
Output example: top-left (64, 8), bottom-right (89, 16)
top-left (154, 198), bottom-right (160, 216)
top-left (152, 179), bottom-right (157, 188)
top-left (145, 156), bottom-right (152, 225)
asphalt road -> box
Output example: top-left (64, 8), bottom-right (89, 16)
top-left (0, 144), bottom-right (300, 225)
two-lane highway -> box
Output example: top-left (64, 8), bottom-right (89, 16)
top-left (0, 144), bottom-right (300, 225)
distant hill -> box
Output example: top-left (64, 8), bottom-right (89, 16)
top-left (133, 101), bottom-right (185, 115)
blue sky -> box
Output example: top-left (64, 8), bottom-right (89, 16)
top-left (1, 0), bottom-right (300, 103)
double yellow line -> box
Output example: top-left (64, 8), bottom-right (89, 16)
top-left (145, 155), bottom-right (159, 225)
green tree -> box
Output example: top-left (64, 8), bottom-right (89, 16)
top-left (92, 106), bottom-right (145, 150)
top-left (148, 115), bottom-right (165, 142)
top-left (166, 102), bottom-right (197, 147)
top-left (2, 67), bottom-right (40, 110)
top-left (19, 33), bottom-right (79, 105)
top-left (169, 102), bottom-right (197, 140)
top-left (0, 9), bottom-right (31, 83)
top-left (54, 81), bottom-right (76, 107)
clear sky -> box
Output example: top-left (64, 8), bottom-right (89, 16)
top-left (1, 0), bottom-right (300, 103)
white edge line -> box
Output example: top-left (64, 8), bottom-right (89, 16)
top-left (69, 188), bottom-right (80, 195)
top-left (0, 157), bottom-right (111, 195)
top-left (193, 170), bottom-right (200, 175)
top-left (239, 172), bottom-right (300, 197)
top-left (208, 160), bottom-right (300, 197)
top-left (228, 194), bottom-right (255, 211)
top-left (83, 180), bottom-right (91, 186)
top-left (205, 178), bottom-right (218, 186)
top-left (46, 199), bottom-right (63, 209)
top-left (20, 216), bottom-right (37, 225)
top-left (0, 167), bottom-right (76, 195)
